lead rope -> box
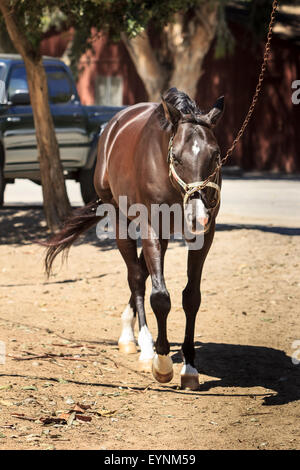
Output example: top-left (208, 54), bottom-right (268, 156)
top-left (199, 0), bottom-right (279, 188)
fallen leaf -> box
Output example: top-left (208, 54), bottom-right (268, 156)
top-left (57, 411), bottom-right (91, 423)
top-left (42, 382), bottom-right (54, 388)
top-left (72, 403), bottom-right (91, 413)
top-left (0, 385), bottom-right (13, 391)
top-left (75, 414), bottom-right (92, 422)
top-left (67, 412), bottom-right (76, 426)
top-left (40, 416), bottom-right (67, 425)
top-left (57, 413), bottom-right (71, 421)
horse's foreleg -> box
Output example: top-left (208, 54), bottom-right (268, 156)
top-left (142, 235), bottom-right (173, 383)
top-left (181, 223), bottom-right (216, 390)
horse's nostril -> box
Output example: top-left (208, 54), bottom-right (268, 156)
top-left (198, 213), bottom-right (210, 227)
top-left (189, 192), bottom-right (201, 200)
top-left (190, 214), bottom-right (210, 233)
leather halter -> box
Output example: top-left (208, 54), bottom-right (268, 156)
top-left (167, 135), bottom-right (221, 207)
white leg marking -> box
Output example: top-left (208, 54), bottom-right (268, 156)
top-left (180, 362), bottom-right (199, 390)
top-left (153, 354), bottom-right (173, 375)
top-left (118, 304), bottom-right (136, 345)
top-left (180, 363), bottom-right (198, 377)
top-left (138, 325), bottom-right (155, 361)
top-left (152, 353), bottom-right (173, 383)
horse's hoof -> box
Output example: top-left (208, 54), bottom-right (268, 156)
top-left (139, 358), bottom-right (153, 372)
top-left (118, 341), bottom-right (137, 354)
top-left (152, 354), bottom-right (173, 384)
top-left (180, 374), bottom-right (199, 390)
top-left (180, 364), bottom-right (199, 390)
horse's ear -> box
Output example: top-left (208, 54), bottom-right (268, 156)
top-left (206, 96), bottom-right (225, 126)
top-left (161, 96), bottom-right (182, 127)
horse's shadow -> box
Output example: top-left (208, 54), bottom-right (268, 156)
top-left (171, 342), bottom-right (300, 406)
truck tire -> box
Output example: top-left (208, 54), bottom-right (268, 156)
top-left (79, 164), bottom-right (97, 204)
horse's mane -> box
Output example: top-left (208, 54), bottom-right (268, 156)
top-left (156, 87), bottom-right (204, 131)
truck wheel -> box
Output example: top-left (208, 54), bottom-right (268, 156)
top-left (79, 165), bottom-right (97, 204)
top-left (0, 164), bottom-right (5, 207)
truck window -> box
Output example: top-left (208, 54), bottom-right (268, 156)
top-left (45, 65), bottom-right (74, 104)
top-left (7, 65), bottom-right (29, 100)
top-left (7, 63), bottom-right (75, 104)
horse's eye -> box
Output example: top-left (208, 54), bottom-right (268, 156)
top-left (172, 154), bottom-right (182, 165)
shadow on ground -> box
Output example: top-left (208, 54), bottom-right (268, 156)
top-left (171, 342), bottom-right (300, 406)
top-left (0, 206), bottom-right (300, 246)
top-left (0, 206), bottom-right (115, 248)
top-left (217, 223), bottom-right (300, 236)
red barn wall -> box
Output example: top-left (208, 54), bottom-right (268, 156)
top-left (196, 23), bottom-right (300, 173)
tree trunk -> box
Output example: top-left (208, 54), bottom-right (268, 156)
top-left (165, 5), bottom-right (218, 99)
top-left (0, 0), bottom-right (71, 232)
top-left (25, 57), bottom-right (72, 230)
top-left (121, 31), bottom-right (166, 102)
top-left (122, 4), bottom-right (218, 102)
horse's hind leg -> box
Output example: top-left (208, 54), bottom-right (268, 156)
top-left (118, 295), bottom-right (137, 354)
top-left (117, 236), bottom-right (154, 370)
top-left (134, 250), bottom-right (155, 369)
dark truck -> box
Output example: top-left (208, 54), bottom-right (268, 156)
top-left (0, 54), bottom-right (124, 205)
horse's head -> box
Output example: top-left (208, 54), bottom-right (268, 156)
top-left (160, 88), bottom-right (224, 234)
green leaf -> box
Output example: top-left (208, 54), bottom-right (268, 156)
top-left (22, 385), bottom-right (38, 391)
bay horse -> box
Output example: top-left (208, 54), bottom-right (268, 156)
top-left (43, 87), bottom-right (224, 390)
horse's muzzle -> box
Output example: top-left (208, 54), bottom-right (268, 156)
top-left (184, 193), bottom-right (210, 235)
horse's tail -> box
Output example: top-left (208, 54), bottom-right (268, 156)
top-left (40, 199), bottom-right (102, 277)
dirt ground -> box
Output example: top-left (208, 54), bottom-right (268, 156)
top-left (0, 206), bottom-right (299, 450)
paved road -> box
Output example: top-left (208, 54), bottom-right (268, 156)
top-left (3, 175), bottom-right (300, 228)
top-left (218, 176), bottom-right (300, 228)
